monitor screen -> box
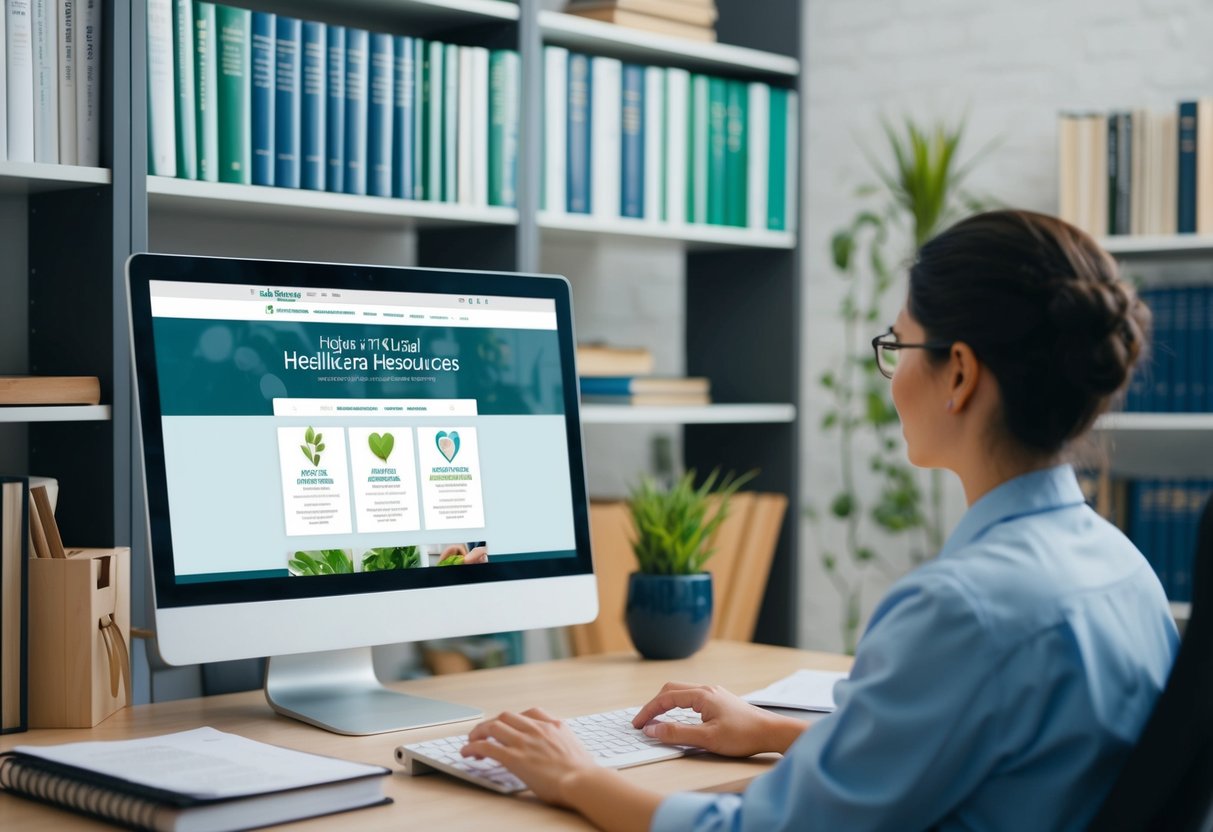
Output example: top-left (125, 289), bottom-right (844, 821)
top-left (128, 254), bottom-right (597, 681)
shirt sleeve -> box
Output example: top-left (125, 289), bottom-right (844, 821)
top-left (650, 575), bottom-right (1009, 832)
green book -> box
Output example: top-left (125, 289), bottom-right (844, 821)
top-left (443, 42), bottom-right (459, 203)
top-left (488, 50), bottom-right (519, 208)
top-left (706, 77), bottom-right (728, 227)
top-left (767, 87), bottom-right (787, 231)
top-left (193, 1), bottom-right (219, 181)
top-left (687, 74), bottom-right (709, 225)
top-left (412, 38), bottom-right (426, 200)
top-left (725, 80), bottom-right (747, 227)
top-left (173, 0), bottom-right (198, 178)
top-left (216, 5), bottom-right (251, 184)
top-left (425, 40), bottom-right (443, 202)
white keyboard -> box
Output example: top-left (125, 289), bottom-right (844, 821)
top-left (395, 706), bottom-right (703, 794)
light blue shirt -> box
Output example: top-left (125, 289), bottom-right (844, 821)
top-left (653, 465), bottom-right (1179, 832)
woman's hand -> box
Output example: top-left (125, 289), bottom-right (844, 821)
top-left (461, 708), bottom-right (597, 805)
top-left (631, 681), bottom-right (809, 757)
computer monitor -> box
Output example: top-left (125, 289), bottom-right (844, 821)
top-left (127, 253), bottom-right (597, 735)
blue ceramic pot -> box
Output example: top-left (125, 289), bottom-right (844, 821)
top-left (625, 572), bottom-right (713, 660)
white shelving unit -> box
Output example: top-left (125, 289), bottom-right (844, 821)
top-left (0, 161), bottom-right (111, 194)
top-left (1092, 413), bottom-right (1213, 479)
top-left (580, 402), bottom-right (796, 425)
top-left (0, 405), bottom-right (112, 423)
top-left (539, 212), bottom-right (795, 250)
top-left (278, 0), bottom-right (519, 25)
top-left (1101, 234), bottom-right (1213, 257)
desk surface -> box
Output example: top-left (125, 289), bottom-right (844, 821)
top-left (0, 641), bottom-right (851, 830)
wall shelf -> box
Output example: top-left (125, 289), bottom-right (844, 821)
top-left (1100, 234), bottom-right (1213, 258)
top-left (539, 211), bottom-right (795, 250)
top-left (0, 405), bottom-right (112, 423)
top-left (0, 162), bottom-right (111, 194)
top-left (1091, 412), bottom-right (1213, 478)
top-left (539, 11), bottom-right (799, 77)
top-left (580, 403), bottom-right (796, 425)
top-left (260, 0), bottom-right (519, 30)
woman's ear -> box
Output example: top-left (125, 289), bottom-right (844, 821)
top-left (948, 342), bottom-right (981, 413)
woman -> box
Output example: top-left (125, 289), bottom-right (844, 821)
top-left (461, 210), bottom-right (1180, 831)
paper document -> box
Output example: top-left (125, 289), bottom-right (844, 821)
top-left (743, 669), bottom-right (848, 712)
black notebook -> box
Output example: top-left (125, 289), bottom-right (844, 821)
top-left (0, 727), bottom-right (391, 831)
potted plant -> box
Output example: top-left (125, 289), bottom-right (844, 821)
top-left (624, 469), bottom-right (754, 659)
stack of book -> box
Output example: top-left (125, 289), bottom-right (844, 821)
top-left (576, 343), bottom-right (708, 406)
top-left (1127, 479), bottom-right (1212, 604)
top-left (544, 47), bottom-right (798, 231)
top-left (1, 0), bottom-right (103, 166)
top-left (146, 1), bottom-right (520, 206)
top-left (1124, 286), bottom-right (1212, 413)
top-left (564, 0), bottom-right (719, 43)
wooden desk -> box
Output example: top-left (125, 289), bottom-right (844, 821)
top-left (0, 641), bottom-right (850, 830)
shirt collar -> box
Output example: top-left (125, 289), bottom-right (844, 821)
top-left (938, 464), bottom-right (1088, 560)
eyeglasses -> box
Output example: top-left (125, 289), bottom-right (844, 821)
top-left (870, 327), bottom-right (952, 379)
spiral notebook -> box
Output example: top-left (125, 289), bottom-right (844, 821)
top-left (0, 727), bottom-right (391, 831)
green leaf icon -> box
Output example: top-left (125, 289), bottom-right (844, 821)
top-left (368, 432), bottom-right (395, 462)
top-left (305, 426), bottom-right (315, 445)
top-left (301, 426), bottom-right (322, 467)
top-left (300, 445), bottom-right (312, 464)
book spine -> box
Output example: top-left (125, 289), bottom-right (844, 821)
top-left (767, 86), bottom-right (787, 230)
top-left (425, 39), bottom-right (443, 201)
top-left (0, 8), bottom-right (6, 159)
top-left (1178, 101), bottom-right (1197, 234)
top-left (146, 0), bottom-right (175, 176)
top-left (469, 46), bottom-right (489, 207)
top-left (785, 89), bottom-right (798, 231)
top-left (543, 46), bottom-right (568, 215)
top-left (688, 73), bottom-right (709, 224)
top-left (0, 756), bottom-right (166, 827)
top-left (32, 0), bottom-right (57, 162)
top-left (390, 35), bottom-right (413, 199)
top-left (643, 65), bottom-right (663, 224)
top-left (249, 11), bottom-right (274, 186)
top-left (1106, 112), bottom-right (1117, 236)
top-left (456, 45), bottom-right (473, 205)
top-left (171, 0), bottom-right (195, 179)
top-left (706, 77), bottom-right (727, 225)
top-left (579, 377), bottom-right (636, 396)
top-left (1199, 99), bottom-right (1213, 235)
top-left (272, 16), bottom-right (300, 189)
top-left (443, 42), bottom-right (458, 202)
top-left (324, 25), bottom-right (344, 192)
top-left (57, 0), bottom-right (76, 164)
top-left (1207, 285), bottom-right (1213, 412)
top-left (1116, 112), bottom-right (1132, 235)
top-left (75, 0), bottom-right (99, 166)
top-left (619, 62), bottom-right (644, 219)
top-left (216, 5), bottom-right (250, 184)
top-left (0, 478), bottom-right (30, 733)
top-left (1173, 286), bottom-right (1190, 413)
top-left (1189, 287), bottom-right (1207, 412)
top-left (488, 49), bottom-right (518, 208)
top-left (566, 52), bottom-right (591, 214)
top-left (7, 1), bottom-right (36, 162)
top-left (590, 55), bottom-right (620, 218)
top-left (412, 38), bottom-right (425, 200)
top-left (366, 31), bottom-right (393, 197)
top-left (343, 27), bottom-right (368, 196)
top-left (664, 67), bottom-right (688, 225)
top-left (747, 82), bottom-right (769, 231)
top-left (1153, 289), bottom-right (1174, 412)
top-left (725, 79), bottom-right (746, 227)
top-left (192, 1), bottom-right (217, 181)
top-left (299, 20), bottom-right (325, 190)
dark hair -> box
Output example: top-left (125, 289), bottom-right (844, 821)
top-left (908, 209), bottom-right (1151, 456)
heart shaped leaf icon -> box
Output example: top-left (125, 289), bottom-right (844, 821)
top-left (368, 432), bottom-right (395, 462)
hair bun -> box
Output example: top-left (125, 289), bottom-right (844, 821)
top-left (1047, 279), bottom-right (1147, 398)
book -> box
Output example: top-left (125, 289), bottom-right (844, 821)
top-left (249, 10), bottom-right (274, 187)
top-left (688, 73), bottom-right (709, 224)
top-left (366, 32), bottom-right (393, 197)
top-left (582, 392), bottom-right (711, 406)
top-left (1198, 98), bottom-right (1213, 234)
top-left (443, 41), bottom-right (459, 202)
top-left (590, 55), bottom-right (621, 217)
top-left (146, 0), bottom-right (176, 177)
top-left (747, 81), bottom-right (769, 231)
top-left (1, 477), bottom-right (28, 734)
top-left (785, 88), bottom-right (798, 231)
top-left (75, 0), bottom-right (100, 166)
top-left (299, 20), bottom-right (325, 190)
top-left (643, 65), bottom-right (663, 222)
top-left (564, 8), bottom-right (717, 42)
top-left (424, 39), bottom-right (443, 201)
top-left (343, 27), bottom-right (369, 196)
top-left (1178, 101), bottom-right (1197, 234)
top-left (274, 15), bottom-right (302, 189)
top-left (0, 5), bottom-right (5, 160)
top-left (0, 376), bottom-right (100, 405)
top-left (390, 34), bottom-right (413, 199)
top-left (456, 45), bottom-right (473, 205)
top-left (767, 85), bottom-right (787, 230)
top-left (324, 24), bottom-right (344, 193)
top-left (620, 62), bottom-right (644, 218)
top-left (488, 49), bottom-right (519, 208)
top-left (469, 46), bottom-right (490, 207)
top-left (411, 37), bottom-right (425, 200)
top-left (543, 45), bottom-right (568, 214)
top-left (576, 343), bottom-right (654, 376)
top-left (706, 76), bottom-right (727, 225)
top-left (566, 51), bottom-right (591, 214)
top-left (32, 0), bottom-right (58, 163)
top-left (579, 376), bottom-right (709, 396)
top-left (192, 1), bottom-right (217, 181)
top-left (215, 5), bottom-right (250, 184)
top-left (743, 669), bottom-right (846, 713)
top-left (663, 67), bottom-right (688, 225)
top-left (7, 0), bottom-right (36, 163)
top-left (724, 79), bottom-right (746, 227)
top-left (565, 0), bottom-right (719, 27)
top-left (0, 727), bottom-right (391, 831)
top-left (171, 0), bottom-right (196, 179)
top-left (56, 0), bottom-right (76, 164)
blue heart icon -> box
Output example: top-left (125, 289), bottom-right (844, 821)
top-left (435, 431), bottom-right (460, 463)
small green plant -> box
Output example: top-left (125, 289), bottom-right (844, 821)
top-left (288, 549), bottom-right (352, 576)
top-left (437, 553), bottom-right (465, 566)
top-left (300, 426), bottom-right (324, 467)
top-left (361, 546), bottom-right (420, 571)
top-left (627, 469), bottom-right (756, 576)
top-left (368, 432), bottom-right (395, 462)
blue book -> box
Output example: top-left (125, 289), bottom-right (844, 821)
top-left (566, 53), bottom-right (592, 214)
top-left (250, 11), bottom-right (276, 186)
top-left (274, 16), bottom-right (302, 189)
top-left (412, 38), bottom-right (426, 200)
top-left (325, 25), bottom-right (346, 193)
top-left (1178, 101), bottom-right (1197, 234)
top-left (1207, 286), bottom-right (1213, 411)
top-left (578, 377), bottom-right (707, 396)
top-left (620, 63), bottom-right (645, 219)
top-left (1151, 289), bottom-right (1175, 412)
top-left (344, 29), bottom-right (370, 196)
top-left (443, 43), bottom-right (459, 203)
top-left (1153, 481), bottom-right (1170, 597)
top-left (300, 21), bottom-right (326, 191)
top-left (1191, 287), bottom-right (1208, 412)
top-left (366, 33), bottom-right (394, 197)
top-left (1173, 287), bottom-right (1190, 412)
top-left (392, 35), bottom-right (415, 200)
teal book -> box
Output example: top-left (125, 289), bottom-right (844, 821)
top-left (274, 16), bottom-right (301, 189)
top-left (443, 42), bottom-right (458, 203)
top-left (687, 74), bottom-right (709, 225)
top-left (250, 11), bottom-right (275, 186)
top-left (412, 38), bottom-right (426, 200)
top-left (343, 28), bottom-right (369, 196)
top-left (488, 50), bottom-right (519, 208)
top-left (192, 1), bottom-right (218, 181)
top-left (425, 40), bottom-right (443, 201)
top-left (366, 32), bottom-right (393, 197)
top-left (216, 4), bottom-right (251, 184)
top-left (767, 86), bottom-right (787, 231)
top-left (325, 25), bottom-right (345, 193)
top-left (173, 0), bottom-right (197, 179)
top-left (724, 80), bottom-right (746, 227)
top-left (706, 77), bottom-right (727, 226)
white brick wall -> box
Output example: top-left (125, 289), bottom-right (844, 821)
top-left (800, 0), bottom-right (1213, 651)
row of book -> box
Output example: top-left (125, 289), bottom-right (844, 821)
top-left (1124, 286), bottom-right (1212, 413)
top-left (1058, 101), bottom-right (1213, 239)
top-left (1, 0), bottom-right (103, 166)
top-left (543, 46), bottom-right (798, 230)
top-left (1127, 479), bottom-right (1211, 604)
top-left (575, 344), bottom-right (710, 406)
top-left (147, 1), bottom-right (520, 205)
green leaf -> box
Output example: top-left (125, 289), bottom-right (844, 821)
top-left (831, 230), bottom-right (854, 271)
top-left (830, 493), bottom-right (854, 519)
top-left (301, 445), bottom-right (312, 463)
top-left (821, 411), bottom-right (838, 430)
top-left (856, 547), bottom-right (875, 563)
top-left (315, 443), bottom-right (326, 453)
top-left (823, 553), bottom-right (837, 572)
top-left (314, 433), bottom-right (323, 445)
top-left (305, 426), bottom-right (315, 445)
top-left (820, 370), bottom-right (836, 390)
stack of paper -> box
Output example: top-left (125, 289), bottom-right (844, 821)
top-left (743, 669), bottom-right (848, 713)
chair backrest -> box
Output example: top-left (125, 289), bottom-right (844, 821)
top-left (1087, 495), bottom-right (1213, 832)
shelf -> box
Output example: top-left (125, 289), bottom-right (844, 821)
top-left (540, 11), bottom-right (799, 78)
top-left (1091, 412), bottom-right (1213, 478)
top-left (260, 0), bottom-right (518, 30)
top-left (580, 403), bottom-right (796, 425)
top-left (0, 161), bottom-right (111, 194)
top-left (0, 405), bottom-right (112, 423)
top-left (147, 177), bottom-right (519, 229)
top-left (539, 212), bottom-right (795, 250)
top-left (1100, 234), bottom-right (1213, 258)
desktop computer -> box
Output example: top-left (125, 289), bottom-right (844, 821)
top-left (127, 254), bottom-right (598, 735)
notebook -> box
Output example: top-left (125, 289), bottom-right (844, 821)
top-left (0, 727), bottom-right (390, 832)
top-left (743, 669), bottom-right (848, 712)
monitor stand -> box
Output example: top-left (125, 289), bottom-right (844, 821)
top-left (264, 646), bottom-right (483, 735)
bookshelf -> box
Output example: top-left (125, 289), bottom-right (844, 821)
top-left (580, 403), bottom-right (796, 425)
top-left (0, 162), bottom-right (113, 193)
top-left (539, 211), bottom-right (795, 250)
top-left (1093, 413), bottom-right (1213, 479)
top-left (0, 406), bottom-right (114, 424)
top-left (1101, 234), bottom-right (1213, 258)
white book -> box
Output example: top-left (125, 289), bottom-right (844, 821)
top-left (664, 67), bottom-right (688, 226)
top-left (57, 0), bottom-right (75, 164)
top-left (1128, 110), bottom-right (1147, 236)
top-left (1160, 112), bottom-right (1178, 235)
top-left (443, 43), bottom-right (457, 203)
top-left (6, 0), bottom-right (34, 162)
top-left (145, 0), bottom-right (176, 176)
top-left (32, 0), bottom-right (58, 163)
top-left (689, 73), bottom-right (709, 224)
top-left (470, 46), bottom-right (489, 207)
top-left (456, 45), bottom-right (473, 205)
top-left (543, 45), bottom-right (567, 215)
top-left (0, 7), bottom-right (7, 160)
top-left (785, 88), bottom-right (799, 233)
top-left (746, 82), bottom-right (769, 231)
top-left (172, 0), bottom-right (196, 179)
top-left (75, 0), bottom-right (99, 166)
top-left (591, 55), bottom-right (621, 219)
top-left (643, 65), bottom-right (662, 224)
